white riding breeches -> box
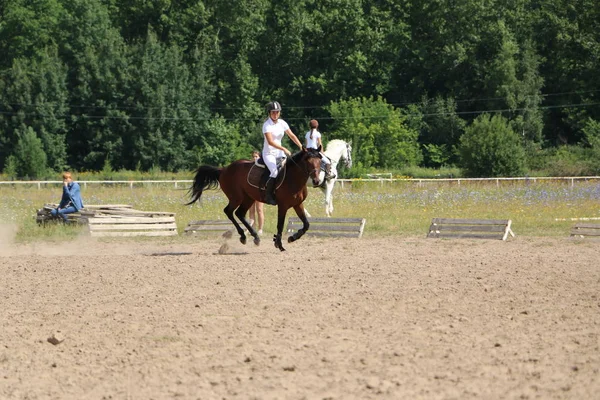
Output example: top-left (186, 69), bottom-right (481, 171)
top-left (264, 154), bottom-right (279, 178)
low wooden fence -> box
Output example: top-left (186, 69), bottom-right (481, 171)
top-left (5, 176), bottom-right (600, 190)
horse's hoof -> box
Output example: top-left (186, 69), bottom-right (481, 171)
top-left (273, 235), bottom-right (285, 251)
top-left (288, 236), bottom-right (295, 243)
top-left (254, 237), bottom-right (260, 246)
top-left (240, 237), bottom-right (246, 245)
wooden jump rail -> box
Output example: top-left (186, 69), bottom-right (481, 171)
top-left (88, 216), bottom-right (177, 237)
top-left (427, 218), bottom-right (515, 241)
top-left (184, 220), bottom-right (232, 236)
top-left (570, 223), bottom-right (600, 238)
top-left (287, 217), bottom-right (366, 238)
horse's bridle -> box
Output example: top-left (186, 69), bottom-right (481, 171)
top-left (289, 151), bottom-right (321, 178)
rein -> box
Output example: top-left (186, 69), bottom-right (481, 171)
top-left (288, 151), bottom-right (320, 178)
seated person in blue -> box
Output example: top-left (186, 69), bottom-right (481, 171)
top-left (50, 171), bottom-right (84, 222)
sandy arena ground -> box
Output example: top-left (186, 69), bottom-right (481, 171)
top-left (1, 233), bottom-right (599, 399)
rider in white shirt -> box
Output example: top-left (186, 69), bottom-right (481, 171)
top-left (262, 101), bottom-right (303, 205)
top-left (305, 119), bottom-right (333, 178)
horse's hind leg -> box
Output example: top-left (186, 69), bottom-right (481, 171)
top-left (273, 207), bottom-right (287, 251)
top-left (235, 197), bottom-right (261, 246)
top-left (288, 204), bottom-right (310, 244)
top-left (223, 204), bottom-right (248, 245)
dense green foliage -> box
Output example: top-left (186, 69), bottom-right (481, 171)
top-left (459, 114), bottom-right (526, 177)
top-left (1, 0), bottom-right (599, 178)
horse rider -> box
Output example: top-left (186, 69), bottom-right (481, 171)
top-left (305, 119), bottom-right (334, 179)
top-left (262, 101), bottom-right (304, 205)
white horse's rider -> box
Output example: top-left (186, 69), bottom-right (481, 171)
top-left (262, 101), bottom-right (303, 205)
top-left (305, 119), bottom-right (334, 179)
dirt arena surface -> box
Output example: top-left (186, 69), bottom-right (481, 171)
top-left (1, 235), bottom-right (599, 399)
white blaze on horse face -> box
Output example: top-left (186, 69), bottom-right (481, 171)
top-left (312, 173), bottom-right (321, 186)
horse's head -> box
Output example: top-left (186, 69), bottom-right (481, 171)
top-left (343, 141), bottom-right (353, 169)
top-left (299, 146), bottom-right (323, 186)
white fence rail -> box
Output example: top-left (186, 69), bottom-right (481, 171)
top-left (1, 176), bottom-right (600, 189)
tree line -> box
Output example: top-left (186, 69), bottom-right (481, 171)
top-left (1, 0), bottom-right (599, 178)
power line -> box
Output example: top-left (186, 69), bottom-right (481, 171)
top-left (2, 89), bottom-right (599, 113)
top-left (1, 101), bottom-right (600, 121)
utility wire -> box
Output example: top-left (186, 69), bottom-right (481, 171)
top-left (2, 89), bottom-right (599, 113)
top-left (1, 102), bottom-right (600, 121)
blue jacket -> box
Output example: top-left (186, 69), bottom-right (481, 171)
top-left (59, 182), bottom-right (84, 211)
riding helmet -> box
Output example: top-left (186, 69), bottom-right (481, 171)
top-left (266, 101), bottom-right (282, 113)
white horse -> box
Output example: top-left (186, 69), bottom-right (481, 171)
top-left (305, 139), bottom-right (353, 217)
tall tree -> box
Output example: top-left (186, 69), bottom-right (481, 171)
top-left (0, 52), bottom-right (69, 172)
top-left (328, 96), bottom-right (422, 169)
top-left (204, 0), bottom-right (267, 142)
top-left (57, 0), bottom-right (130, 171)
top-left (12, 126), bottom-right (48, 179)
top-left (532, 0), bottom-right (600, 145)
top-left (418, 96), bottom-right (466, 167)
top-left (0, 0), bottom-right (65, 69)
top-left (124, 32), bottom-right (214, 171)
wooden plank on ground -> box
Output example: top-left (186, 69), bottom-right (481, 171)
top-left (88, 217), bottom-right (175, 224)
top-left (570, 223), bottom-right (600, 238)
top-left (427, 218), bottom-right (514, 241)
top-left (94, 209), bottom-right (175, 217)
top-left (90, 231), bottom-right (177, 237)
top-left (433, 225), bottom-right (507, 233)
top-left (80, 204), bottom-right (133, 209)
top-left (88, 216), bottom-right (177, 237)
top-left (185, 220), bottom-right (232, 235)
top-left (90, 223), bottom-right (177, 231)
top-left (287, 217), bottom-right (366, 238)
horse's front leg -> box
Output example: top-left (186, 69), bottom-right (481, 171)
top-left (272, 206), bottom-right (288, 251)
top-left (325, 180), bottom-right (335, 217)
top-left (288, 204), bottom-right (310, 243)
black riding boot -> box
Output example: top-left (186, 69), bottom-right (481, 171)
top-left (265, 178), bottom-right (277, 205)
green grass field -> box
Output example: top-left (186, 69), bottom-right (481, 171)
top-left (1, 180), bottom-right (599, 242)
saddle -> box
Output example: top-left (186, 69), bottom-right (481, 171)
top-left (247, 157), bottom-right (287, 192)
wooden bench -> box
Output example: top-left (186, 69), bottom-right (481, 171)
top-left (570, 223), bottom-right (600, 238)
top-left (287, 217), bottom-right (366, 238)
top-left (184, 220), bottom-right (233, 236)
top-left (88, 216), bottom-right (177, 237)
top-left (427, 218), bottom-right (515, 241)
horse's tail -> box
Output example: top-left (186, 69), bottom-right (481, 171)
top-left (186, 165), bottom-right (222, 205)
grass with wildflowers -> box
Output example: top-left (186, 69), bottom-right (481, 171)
top-left (1, 179), bottom-right (599, 242)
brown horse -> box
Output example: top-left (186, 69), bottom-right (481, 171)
top-left (187, 147), bottom-right (323, 251)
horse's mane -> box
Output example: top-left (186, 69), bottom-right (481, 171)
top-left (325, 139), bottom-right (347, 151)
top-left (291, 147), bottom-right (321, 163)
